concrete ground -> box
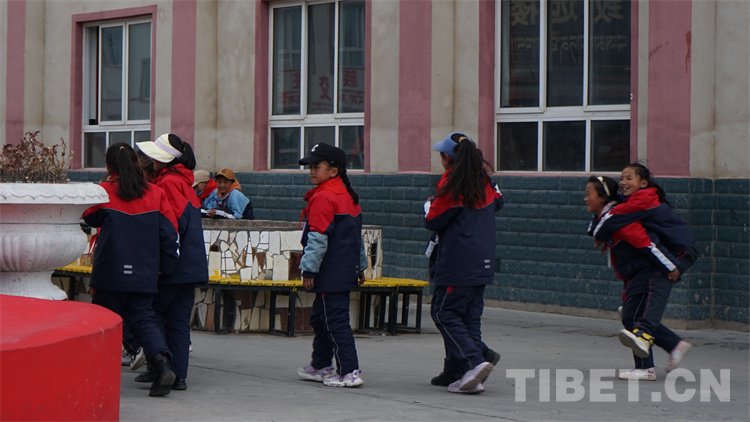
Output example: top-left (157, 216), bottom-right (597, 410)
top-left (120, 307), bottom-right (749, 421)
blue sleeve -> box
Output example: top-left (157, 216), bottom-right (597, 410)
top-left (227, 190), bottom-right (250, 219)
top-left (204, 191), bottom-right (219, 210)
top-left (300, 231), bottom-right (328, 278)
top-left (159, 213), bottom-right (180, 274)
top-left (360, 238), bottom-right (368, 272)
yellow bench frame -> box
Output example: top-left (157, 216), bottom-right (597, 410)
top-left (53, 265), bottom-right (428, 336)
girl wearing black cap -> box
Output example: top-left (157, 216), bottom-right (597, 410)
top-left (425, 133), bottom-right (504, 394)
top-left (295, 143), bottom-right (368, 388)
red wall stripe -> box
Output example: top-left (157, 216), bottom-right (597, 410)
top-left (397, 0), bottom-right (431, 172)
top-left (5, 0), bottom-right (25, 145)
top-left (253, 0), bottom-right (270, 171)
top-left (646, 1), bottom-right (691, 176)
top-left (478, 0), bottom-right (496, 167)
top-left (170, 0), bottom-right (197, 144)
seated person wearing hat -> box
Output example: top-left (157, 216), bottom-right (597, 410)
top-left (193, 169), bottom-right (217, 208)
top-left (203, 168), bottom-right (254, 219)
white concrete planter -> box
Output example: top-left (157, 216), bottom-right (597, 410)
top-left (0, 183), bottom-right (108, 300)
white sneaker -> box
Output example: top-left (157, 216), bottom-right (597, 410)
top-left (618, 329), bottom-right (651, 358)
top-left (189, 344), bottom-right (194, 353)
top-left (323, 369), bottom-right (364, 388)
top-left (618, 368), bottom-right (656, 381)
top-left (448, 381), bottom-right (485, 394)
top-left (129, 347), bottom-right (146, 371)
top-left (296, 365), bottom-right (335, 383)
top-left (665, 341), bottom-right (692, 372)
top-left (121, 348), bottom-right (131, 366)
top-left (448, 361), bottom-right (494, 393)
top-left (617, 306), bottom-right (623, 320)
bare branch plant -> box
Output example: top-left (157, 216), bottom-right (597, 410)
top-left (0, 131), bottom-right (70, 183)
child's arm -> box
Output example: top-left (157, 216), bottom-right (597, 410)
top-left (615, 221), bottom-right (681, 280)
top-left (227, 190), bottom-right (250, 219)
top-left (425, 193), bottom-right (462, 233)
top-left (157, 189), bottom-right (179, 275)
top-left (300, 195), bottom-right (334, 287)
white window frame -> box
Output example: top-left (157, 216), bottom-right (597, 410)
top-left (495, 0), bottom-right (631, 173)
top-left (268, 1), bottom-right (365, 170)
top-left (82, 18), bottom-right (152, 167)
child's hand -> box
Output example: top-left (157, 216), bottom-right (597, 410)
top-left (667, 269), bottom-right (680, 282)
top-left (207, 209), bottom-right (216, 217)
top-left (303, 277), bottom-right (315, 290)
top-left (358, 271), bottom-right (366, 285)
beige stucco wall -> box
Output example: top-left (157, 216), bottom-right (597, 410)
top-left (430, 0), bottom-right (455, 173)
top-left (689, 0), bottom-right (716, 178)
top-left (452, 0), bottom-right (480, 142)
top-left (368, 0), bottom-right (399, 173)
top-left (712, 0), bottom-right (750, 178)
top-left (212, 0), bottom-right (256, 173)
top-left (194, 0), bottom-right (218, 171)
top-left (24, 1), bottom-right (44, 139)
top-left (635, 0), bottom-right (649, 163)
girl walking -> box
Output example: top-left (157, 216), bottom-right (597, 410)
top-left (136, 133), bottom-right (209, 391)
top-left (295, 143), bottom-right (368, 388)
top-left (82, 143), bottom-right (179, 397)
top-left (425, 133), bottom-right (503, 394)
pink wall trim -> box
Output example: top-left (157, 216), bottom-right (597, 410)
top-left (253, 0), bottom-right (270, 171)
top-left (5, 0), bottom-right (25, 145)
top-left (478, 0), bottom-right (495, 166)
top-left (397, 1), bottom-right (431, 172)
top-left (170, 0), bottom-right (197, 144)
top-left (69, 5), bottom-right (157, 168)
top-left (363, 0), bottom-right (372, 173)
top-left (629, 0), bottom-right (639, 161)
top-left (646, 1), bottom-right (691, 176)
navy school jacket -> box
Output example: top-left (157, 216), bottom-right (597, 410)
top-left (300, 177), bottom-right (367, 293)
top-left (82, 178), bottom-right (179, 294)
top-left (425, 171), bottom-right (504, 287)
top-left (154, 164), bottom-right (209, 285)
top-left (592, 188), bottom-right (698, 274)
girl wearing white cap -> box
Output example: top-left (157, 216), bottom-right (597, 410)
top-left (135, 133), bottom-right (208, 391)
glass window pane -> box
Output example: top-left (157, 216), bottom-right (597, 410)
top-left (128, 22), bottom-right (151, 120)
top-left (304, 126), bottom-right (335, 154)
top-left (84, 132), bottom-right (107, 168)
top-left (589, 0), bottom-right (630, 105)
top-left (307, 3), bottom-right (335, 114)
top-left (547, 0), bottom-right (583, 106)
top-left (85, 27), bottom-right (99, 125)
top-left (340, 125), bottom-right (364, 169)
top-left (134, 130), bottom-right (151, 143)
top-left (272, 7), bottom-right (302, 115)
top-left (110, 131), bottom-right (132, 145)
top-left (591, 120), bottom-right (629, 171)
top-left (501, 0), bottom-right (540, 108)
top-left (101, 26), bottom-right (123, 121)
top-left (498, 122), bottom-right (538, 170)
top-left (338, 1), bottom-right (365, 113)
top-left (271, 127), bottom-right (301, 169)
top-left (543, 121), bottom-right (585, 171)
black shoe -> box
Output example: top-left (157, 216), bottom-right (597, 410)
top-left (148, 353), bottom-right (176, 397)
top-left (430, 372), bottom-right (461, 386)
top-left (134, 371), bottom-right (155, 383)
top-left (172, 378), bottom-right (187, 391)
top-left (483, 349), bottom-right (501, 366)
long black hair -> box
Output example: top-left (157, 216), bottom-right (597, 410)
top-left (106, 143), bottom-right (147, 201)
top-left (163, 133), bottom-right (197, 170)
top-left (588, 175), bottom-right (619, 204)
top-left (437, 133), bottom-right (493, 208)
top-left (624, 162), bottom-right (670, 206)
top-left (333, 162), bottom-right (359, 205)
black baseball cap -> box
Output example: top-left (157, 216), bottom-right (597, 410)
top-left (298, 143), bottom-right (347, 166)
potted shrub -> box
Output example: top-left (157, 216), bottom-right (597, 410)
top-left (0, 131), bottom-right (108, 299)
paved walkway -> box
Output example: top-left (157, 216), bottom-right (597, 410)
top-left (120, 307), bottom-right (748, 421)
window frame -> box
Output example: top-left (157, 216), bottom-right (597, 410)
top-left (267, 1), bottom-right (365, 171)
top-left (495, 0), bottom-right (631, 173)
top-left (82, 17), bottom-right (152, 167)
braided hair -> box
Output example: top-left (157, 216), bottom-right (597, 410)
top-left (333, 162), bottom-right (359, 205)
top-left (437, 133), bottom-right (494, 208)
top-left (624, 162), bottom-right (670, 206)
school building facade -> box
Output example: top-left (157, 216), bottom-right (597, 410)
top-left (2, 0), bottom-right (748, 328)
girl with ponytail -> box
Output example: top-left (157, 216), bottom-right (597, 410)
top-left (295, 142), bottom-right (368, 388)
top-left (135, 134), bottom-right (208, 390)
top-left (82, 143), bottom-right (179, 397)
top-left (425, 132), bottom-right (504, 394)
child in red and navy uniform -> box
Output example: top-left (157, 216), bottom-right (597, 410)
top-left (82, 143), bottom-right (179, 397)
top-left (586, 175), bottom-right (692, 381)
top-left (591, 164), bottom-right (697, 379)
top-left (426, 133), bottom-right (504, 394)
top-left (136, 133), bottom-right (209, 391)
top-left (295, 143), bottom-right (368, 388)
